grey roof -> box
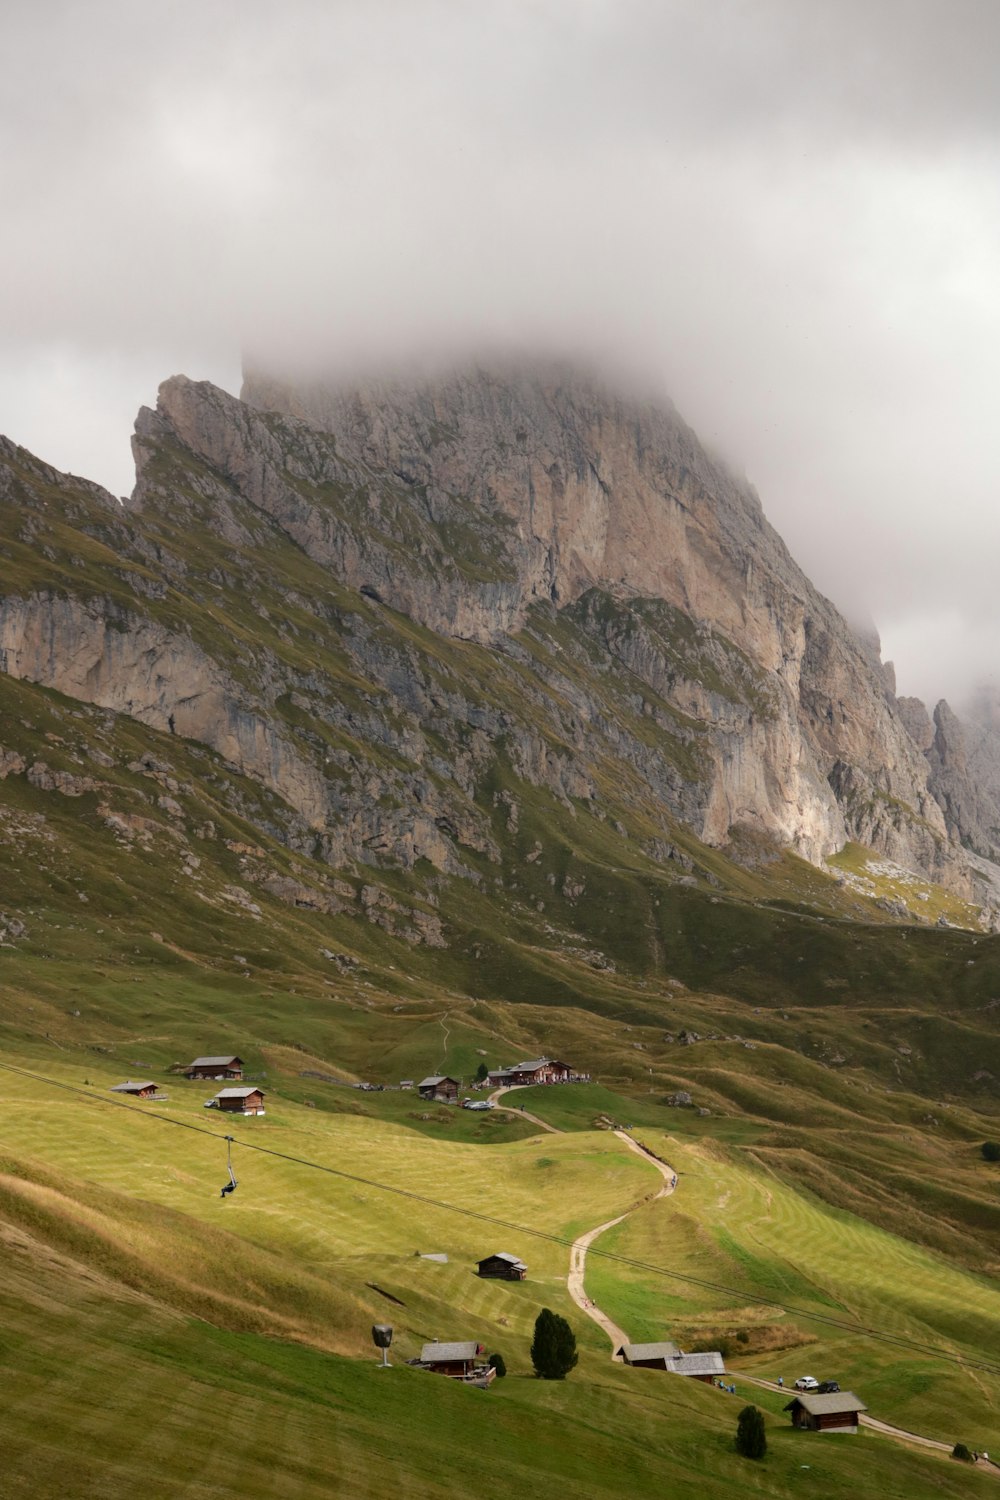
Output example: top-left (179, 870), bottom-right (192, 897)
top-left (510, 1058), bottom-right (566, 1071)
top-left (420, 1341), bottom-right (480, 1363)
top-left (189, 1055), bottom-right (241, 1067)
top-left (111, 1080), bottom-right (157, 1092)
top-left (665, 1352), bottom-right (725, 1376)
top-left (786, 1391), bottom-right (867, 1416)
top-left (418, 1076), bottom-right (457, 1087)
top-left (480, 1252), bottom-right (526, 1267)
top-left (618, 1341), bottom-right (682, 1362)
top-left (214, 1086), bottom-right (264, 1099)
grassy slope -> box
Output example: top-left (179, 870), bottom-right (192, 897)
top-left (2, 1060), bottom-right (998, 1500)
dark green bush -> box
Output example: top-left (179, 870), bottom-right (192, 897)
top-left (488, 1352), bottom-right (507, 1378)
top-left (981, 1141), bottom-right (1000, 1162)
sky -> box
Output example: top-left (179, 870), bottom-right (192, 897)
top-left (2, 0), bottom-right (999, 707)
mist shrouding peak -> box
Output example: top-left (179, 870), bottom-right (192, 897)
top-left (2, 0), bottom-right (999, 705)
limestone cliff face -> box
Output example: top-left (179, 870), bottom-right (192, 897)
top-left (239, 365), bottom-right (961, 886)
top-left (0, 591), bottom-right (329, 828)
top-left (0, 365), bottom-right (975, 897)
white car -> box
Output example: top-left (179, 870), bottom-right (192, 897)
top-left (794, 1375), bottom-right (819, 1391)
top-left (462, 1099), bottom-right (495, 1111)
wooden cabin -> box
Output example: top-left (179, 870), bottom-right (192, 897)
top-left (664, 1352), bottom-right (725, 1383)
top-left (110, 1080), bottom-right (161, 1099)
top-left (213, 1086), bottom-right (266, 1115)
top-left (617, 1341), bottom-right (682, 1369)
top-left (417, 1075), bottom-right (460, 1103)
top-left (418, 1341), bottom-right (483, 1377)
top-left (185, 1055), bottom-right (244, 1080)
top-left (477, 1252), bottom-right (527, 1281)
top-left (784, 1392), bottom-right (867, 1432)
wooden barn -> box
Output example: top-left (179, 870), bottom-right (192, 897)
top-left (664, 1352), bottom-right (725, 1382)
top-left (213, 1086), bottom-right (266, 1115)
top-left (417, 1075), bottom-right (460, 1103)
top-left (617, 1341), bottom-right (682, 1369)
top-left (185, 1055), bottom-right (244, 1080)
top-left (784, 1392), bottom-right (867, 1433)
top-left (477, 1252), bottom-right (527, 1280)
top-left (110, 1080), bottom-right (162, 1099)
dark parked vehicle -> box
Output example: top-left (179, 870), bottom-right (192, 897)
top-left (816, 1380), bottom-right (840, 1394)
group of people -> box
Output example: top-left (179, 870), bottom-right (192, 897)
top-left (715, 1379), bottom-right (737, 1394)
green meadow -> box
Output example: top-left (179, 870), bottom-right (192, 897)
top-left (2, 1050), bottom-right (999, 1498)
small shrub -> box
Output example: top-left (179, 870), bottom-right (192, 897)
top-left (488, 1352), bottom-right (507, 1378)
top-left (736, 1405), bottom-right (767, 1460)
top-left (952, 1443), bottom-right (973, 1463)
top-left (982, 1142), bottom-right (1000, 1163)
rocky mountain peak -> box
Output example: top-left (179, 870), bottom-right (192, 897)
top-left (0, 360), bottom-right (991, 908)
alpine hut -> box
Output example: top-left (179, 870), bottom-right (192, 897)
top-left (417, 1075), bottom-right (460, 1103)
top-left (185, 1055), bottom-right (244, 1080)
top-left (110, 1080), bottom-right (162, 1099)
top-left (616, 1341), bottom-right (682, 1369)
top-left (477, 1252), bottom-right (527, 1281)
top-left (664, 1352), bottom-right (726, 1382)
top-left (412, 1340), bottom-right (494, 1385)
top-left (488, 1058), bottom-right (576, 1087)
top-left (784, 1391), bottom-right (867, 1433)
top-left (212, 1086), bottom-right (266, 1115)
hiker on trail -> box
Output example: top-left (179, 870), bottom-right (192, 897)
top-left (777, 1376), bottom-right (784, 1388)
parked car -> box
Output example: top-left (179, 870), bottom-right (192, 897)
top-left (794, 1375), bottom-right (820, 1391)
top-left (462, 1099), bottom-right (495, 1111)
top-left (816, 1380), bottom-right (840, 1394)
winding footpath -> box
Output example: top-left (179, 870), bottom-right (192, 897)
top-left (495, 1093), bottom-right (997, 1477)
top-left (486, 1084), bottom-right (560, 1133)
top-left (566, 1131), bottom-right (677, 1347)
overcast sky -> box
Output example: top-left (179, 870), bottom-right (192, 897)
top-left (2, 0), bottom-right (999, 707)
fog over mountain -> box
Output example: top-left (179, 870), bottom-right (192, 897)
top-left (2, 0), bottom-right (999, 707)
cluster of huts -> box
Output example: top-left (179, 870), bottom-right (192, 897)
top-left (416, 1057), bottom-right (588, 1103)
top-left (109, 1049), bottom-right (872, 1436)
top-left (111, 1055), bottom-right (266, 1116)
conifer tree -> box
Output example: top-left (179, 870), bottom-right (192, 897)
top-left (735, 1404), bottom-right (767, 1459)
top-left (530, 1308), bottom-right (578, 1379)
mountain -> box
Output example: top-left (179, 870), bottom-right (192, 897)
top-left (0, 361), bottom-right (981, 916)
top-left (5, 363), bottom-right (1000, 1500)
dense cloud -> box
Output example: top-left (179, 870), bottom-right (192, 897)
top-left (2, 0), bottom-right (999, 705)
